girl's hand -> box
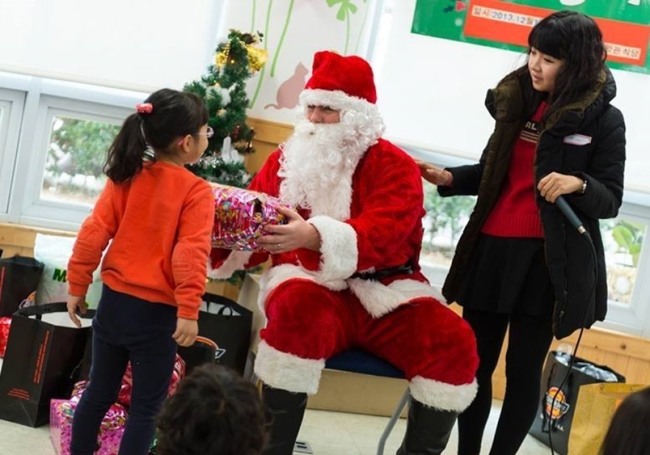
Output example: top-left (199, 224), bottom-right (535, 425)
top-left (415, 159), bottom-right (453, 186)
top-left (67, 295), bottom-right (87, 328)
top-left (173, 318), bottom-right (198, 347)
top-left (538, 172), bottom-right (584, 203)
top-left (257, 206), bottom-right (321, 253)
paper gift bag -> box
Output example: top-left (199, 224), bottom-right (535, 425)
top-left (528, 351), bottom-right (625, 455)
top-left (0, 255), bottom-right (44, 317)
top-left (197, 293), bottom-right (252, 375)
top-left (177, 336), bottom-right (218, 375)
top-left (0, 302), bottom-right (93, 427)
top-left (568, 383), bottom-right (649, 455)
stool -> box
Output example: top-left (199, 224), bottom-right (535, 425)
top-left (298, 349), bottom-right (410, 455)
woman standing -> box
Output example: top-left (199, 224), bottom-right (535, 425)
top-left (419, 10), bottom-right (626, 455)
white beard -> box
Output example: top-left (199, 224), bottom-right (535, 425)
top-left (278, 113), bottom-right (380, 220)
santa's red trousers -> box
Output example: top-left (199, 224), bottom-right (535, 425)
top-left (255, 279), bottom-right (479, 412)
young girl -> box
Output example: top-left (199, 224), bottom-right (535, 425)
top-left (66, 88), bottom-right (215, 455)
top-left (419, 11), bottom-right (626, 455)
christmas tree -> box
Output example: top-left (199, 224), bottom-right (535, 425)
top-left (183, 30), bottom-right (268, 286)
top-left (183, 29), bottom-right (267, 188)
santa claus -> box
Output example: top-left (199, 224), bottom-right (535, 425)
top-left (210, 50), bottom-right (478, 455)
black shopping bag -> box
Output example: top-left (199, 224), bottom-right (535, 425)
top-left (0, 302), bottom-right (94, 427)
top-left (197, 293), bottom-right (252, 375)
top-left (528, 350), bottom-right (625, 455)
top-left (177, 336), bottom-right (218, 375)
top-left (0, 255), bottom-right (44, 317)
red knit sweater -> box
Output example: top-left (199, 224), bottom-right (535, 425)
top-left (481, 102), bottom-right (546, 238)
top-left (67, 161), bottom-right (214, 320)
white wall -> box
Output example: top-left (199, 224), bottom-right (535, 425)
top-left (220, 0), bottom-right (377, 124)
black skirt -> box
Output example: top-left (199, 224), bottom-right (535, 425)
top-left (455, 234), bottom-right (554, 318)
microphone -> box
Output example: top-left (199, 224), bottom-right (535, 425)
top-left (556, 195), bottom-right (587, 235)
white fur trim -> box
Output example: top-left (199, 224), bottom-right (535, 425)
top-left (207, 250), bottom-right (252, 280)
top-left (254, 340), bottom-right (325, 394)
top-left (308, 216), bottom-right (358, 283)
top-left (348, 278), bottom-right (443, 318)
top-left (258, 263), bottom-right (348, 313)
top-left (301, 89), bottom-right (376, 115)
top-left (299, 89), bottom-right (385, 140)
top-left (409, 376), bottom-right (478, 412)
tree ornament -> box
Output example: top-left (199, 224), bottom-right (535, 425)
top-left (246, 46), bottom-right (268, 72)
top-left (215, 42), bottom-right (230, 69)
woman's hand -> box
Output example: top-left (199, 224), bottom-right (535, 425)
top-left (415, 159), bottom-right (453, 186)
top-left (173, 318), bottom-right (198, 347)
top-left (257, 206), bottom-right (321, 254)
top-left (538, 172), bottom-right (584, 203)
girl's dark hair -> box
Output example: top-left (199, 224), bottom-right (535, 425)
top-left (504, 10), bottom-right (606, 120)
top-left (105, 88), bottom-right (209, 182)
top-left (599, 387), bottom-right (650, 455)
top-left (156, 364), bottom-right (269, 455)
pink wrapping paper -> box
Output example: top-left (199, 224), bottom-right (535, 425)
top-left (49, 399), bottom-right (127, 455)
top-left (211, 184), bottom-right (289, 251)
top-left (117, 354), bottom-right (186, 409)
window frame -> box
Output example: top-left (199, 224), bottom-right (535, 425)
top-left (0, 86), bottom-right (26, 216)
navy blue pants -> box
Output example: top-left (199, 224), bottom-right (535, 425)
top-left (70, 285), bottom-right (177, 455)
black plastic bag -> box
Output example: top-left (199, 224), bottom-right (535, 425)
top-left (197, 293), bottom-right (252, 375)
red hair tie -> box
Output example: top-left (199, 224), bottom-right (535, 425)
top-left (136, 103), bottom-right (153, 114)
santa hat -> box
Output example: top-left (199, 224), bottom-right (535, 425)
top-left (300, 51), bottom-right (378, 114)
top-left (299, 51), bottom-right (385, 141)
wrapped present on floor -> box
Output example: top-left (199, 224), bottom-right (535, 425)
top-left (49, 398), bottom-right (127, 455)
top-left (0, 316), bottom-right (10, 358)
top-left (117, 354), bottom-right (186, 409)
top-left (211, 184), bottom-right (289, 251)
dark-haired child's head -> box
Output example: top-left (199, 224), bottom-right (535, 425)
top-left (600, 387), bottom-right (650, 455)
top-left (156, 363), bottom-right (268, 455)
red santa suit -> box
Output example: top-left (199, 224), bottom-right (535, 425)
top-left (210, 53), bottom-right (478, 413)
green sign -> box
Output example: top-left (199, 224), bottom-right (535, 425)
top-left (412, 0), bottom-right (650, 74)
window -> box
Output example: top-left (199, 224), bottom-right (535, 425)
top-left (4, 74), bottom-right (146, 230)
top-left (43, 115), bottom-right (119, 206)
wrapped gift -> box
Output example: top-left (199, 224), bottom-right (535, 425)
top-left (0, 316), bottom-right (10, 358)
top-left (117, 354), bottom-right (186, 409)
top-left (49, 398), bottom-right (127, 455)
top-left (211, 184), bottom-right (289, 251)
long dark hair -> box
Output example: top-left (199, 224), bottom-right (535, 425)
top-left (503, 10), bottom-right (606, 121)
top-left (105, 88), bottom-right (209, 182)
top-left (599, 387), bottom-right (650, 455)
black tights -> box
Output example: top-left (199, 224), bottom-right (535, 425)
top-left (457, 308), bottom-right (554, 455)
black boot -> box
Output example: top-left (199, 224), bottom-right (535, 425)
top-left (397, 399), bottom-right (458, 455)
top-left (261, 384), bottom-right (308, 455)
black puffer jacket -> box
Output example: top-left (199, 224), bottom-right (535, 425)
top-left (439, 70), bottom-right (626, 339)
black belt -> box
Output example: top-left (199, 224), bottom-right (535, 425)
top-left (350, 263), bottom-right (414, 281)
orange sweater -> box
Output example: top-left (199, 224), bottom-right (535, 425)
top-left (67, 161), bottom-right (214, 320)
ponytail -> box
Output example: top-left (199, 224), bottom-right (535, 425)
top-left (104, 114), bottom-right (148, 183)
